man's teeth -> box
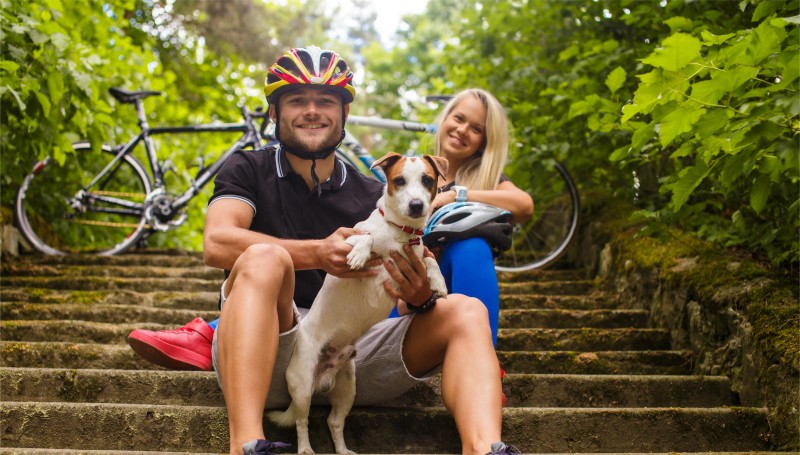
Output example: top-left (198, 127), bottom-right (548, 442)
top-left (303, 124), bottom-right (324, 129)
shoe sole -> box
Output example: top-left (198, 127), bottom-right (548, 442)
top-left (127, 332), bottom-right (212, 371)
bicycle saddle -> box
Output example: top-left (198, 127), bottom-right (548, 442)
top-left (109, 87), bottom-right (162, 104)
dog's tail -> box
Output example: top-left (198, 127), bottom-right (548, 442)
top-left (266, 403), bottom-right (298, 428)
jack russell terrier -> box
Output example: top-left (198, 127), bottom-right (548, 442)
top-left (267, 152), bottom-right (449, 454)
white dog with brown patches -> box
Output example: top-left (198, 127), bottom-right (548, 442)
top-left (267, 152), bottom-right (449, 454)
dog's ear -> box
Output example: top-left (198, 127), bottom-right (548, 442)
top-left (371, 152), bottom-right (403, 171)
top-left (423, 155), bottom-right (449, 180)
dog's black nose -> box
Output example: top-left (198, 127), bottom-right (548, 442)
top-left (408, 199), bottom-right (425, 217)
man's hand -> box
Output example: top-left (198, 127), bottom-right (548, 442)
top-left (318, 227), bottom-right (381, 278)
top-left (382, 244), bottom-right (434, 305)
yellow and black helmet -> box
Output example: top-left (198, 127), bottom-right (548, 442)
top-left (264, 45), bottom-right (355, 104)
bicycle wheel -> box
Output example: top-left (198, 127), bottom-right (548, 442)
top-left (494, 159), bottom-right (580, 272)
top-left (16, 143), bottom-right (152, 255)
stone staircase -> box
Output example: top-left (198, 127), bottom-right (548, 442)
top-left (0, 251), bottom-right (777, 454)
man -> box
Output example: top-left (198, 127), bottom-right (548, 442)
top-left (129, 46), bottom-right (518, 455)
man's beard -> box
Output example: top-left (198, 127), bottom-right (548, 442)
top-left (279, 122), bottom-right (342, 157)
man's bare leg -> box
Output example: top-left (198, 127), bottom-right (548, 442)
top-left (217, 244), bottom-right (297, 455)
top-left (402, 294), bottom-right (503, 455)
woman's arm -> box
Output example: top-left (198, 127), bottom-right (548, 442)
top-left (430, 180), bottom-right (534, 224)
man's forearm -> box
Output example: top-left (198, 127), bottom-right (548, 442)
top-left (203, 226), bottom-right (323, 271)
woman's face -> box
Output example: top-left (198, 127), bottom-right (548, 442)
top-left (439, 95), bottom-right (487, 163)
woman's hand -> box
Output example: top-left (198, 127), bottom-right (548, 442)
top-left (430, 190), bottom-right (456, 213)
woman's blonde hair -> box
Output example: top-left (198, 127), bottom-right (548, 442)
top-left (433, 88), bottom-right (510, 191)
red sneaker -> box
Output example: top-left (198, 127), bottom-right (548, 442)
top-left (127, 318), bottom-right (214, 371)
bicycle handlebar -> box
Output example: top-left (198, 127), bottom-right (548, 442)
top-left (347, 115), bottom-right (436, 134)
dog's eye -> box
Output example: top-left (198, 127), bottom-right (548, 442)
top-left (421, 175), bottom-right (435, 189)
top-left (393, 176), bottom-right (406, 186)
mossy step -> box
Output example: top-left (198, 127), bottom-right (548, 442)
top-left (7, 252), bottom-right (205, 268)
top-left (0, 288), bottom-right (219, 310)
top-left (496, 268), bottom-right (589, 283)
top-left (497, 350), bottom-right (694, 375)
top-left (501, 293), bottom-right (619, 310)
top-left (499, 280), bottom-right (596, 295)
top-left (499, 309), bottom-right (648, 329)
top-left (1, 303), bottom-right (219, 326)
top-left (1, 402), bottom-right (771, 453)
top-left (2, 321), bottom-right (670, 351)
top-left (2, 342), bottom-right (693, 375)
top-left (0, 452), bottom-right (785, 455)
top-left (3, 276), bottom-right (219, 293)
top-left (1, 368), bottom-right (738, 408)
top-left (498, 328), bottom-right (670, 351)
top-left (2, 264), bottom-right (222, 281)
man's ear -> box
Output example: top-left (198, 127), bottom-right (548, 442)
top-left (344, 104), bottom-right (350, 117)
top-left (269, 105), bottom-right (277, 122)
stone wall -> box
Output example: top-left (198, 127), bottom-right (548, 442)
top-left (568, 193), bottom-right (799, 451)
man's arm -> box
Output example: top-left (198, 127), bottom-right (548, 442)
top-left (203, 198), bottom-right (379, 277)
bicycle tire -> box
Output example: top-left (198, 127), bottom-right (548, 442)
top-left (494, 159), bottom-right (580, 272)
top-left (16, 143), bottom-right (152, 255)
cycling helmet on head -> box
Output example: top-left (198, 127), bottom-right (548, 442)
top-left (264, 45), bottom-right (355, 105)
top-left (423, 202), bottom-right (514, 256)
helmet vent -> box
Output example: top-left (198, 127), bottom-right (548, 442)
top-left (443, 212), bottom-right (470, 224)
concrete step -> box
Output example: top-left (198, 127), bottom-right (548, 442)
top-left (1, 302), bottom-right (219, 326)
top-left (1, 402), bottom-right (772, 453)
top-left (501, 293), bottom-right (619, 310)
top-left (1, 263), bottom-right (223, 280)
top-left (496, 268), bottom-right (588, 283)
top-left (6, 251), bottom-right (205, 267)
top-left (2, 276), bottom-right (219, 293)
top-left (0, 368), bottom-right (739, 408)
top-left (498, 328), bottom-right (671, 351)
top-left (0, 288), bottom-right (219, 310)
top-left (1, 342), bottom-right (694, 375)
top-left (1, 303), bottom-right (645, 330)
top-left (2, 321), bottom-right (671, 351)
top-left (497, 350), bottom-right (694, 375)
top-left (500, 280), bottom-right (596, 295)
top-left (499, 309), bottom-right (648, 329)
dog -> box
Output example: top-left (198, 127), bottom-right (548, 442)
top-left (267, 152), bottom-right (449, 454)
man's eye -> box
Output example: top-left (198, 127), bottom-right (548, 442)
top-left (421, 175), bottom-right (434, 189)
top-left (393, 177), bottom-right (406, 186)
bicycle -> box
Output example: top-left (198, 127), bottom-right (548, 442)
top-left (17, 88), bottom-right (579, 272)
top-left (342, 112), bottom-right (580, 272)
top-left (15, 87), bottom-right (271, 256)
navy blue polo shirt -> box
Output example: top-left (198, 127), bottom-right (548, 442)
top-left (209, 145), bottom-right (384, 308)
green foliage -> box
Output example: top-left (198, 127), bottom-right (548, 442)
top-left (371, 0), bottom-right (798, 266)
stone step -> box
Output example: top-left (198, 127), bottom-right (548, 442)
top-left (499, 309), bottom-right (648, 329)
top-left (2, 276), bottom-right (220, 293)
top-left (0, 288), bottom-right (220, 310)
top-left (496, 268), bottom-right (588, 283)
top-left (498, 328), bottom-right (671, 351)
top-left (501, 293), bottom-right (619, 310)
top-left (7, 251), bottom-right (205, 267)
top-left (1, 263), bottom-right (223, 280)
top-left (1, 321), bottom-right (671, 351)
top-left (1, 303), bottom-right (646, 330)
top-left (499, 280), bottom-right (596, 295)
top-left (497, 350), bottom-right (694, 375)
top-left (1, 342), bottom-right (693, 375)
top-left (1, 402), bottom-right (772, 453)
top-left (1, 303), bottom-right (220, 326)
top-left (0, 368), bottom-right (738, 408)
top-left (0, 452), bottom-right (784, 455)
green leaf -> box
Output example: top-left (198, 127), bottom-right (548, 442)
top-left (745, 20), bottom-right (786, 65)
top-left (0, 61), bottom-right (20, 73)
top-left (46, 72), bottom-right (64, 104)
top-left (712, 65), bottom-right (759, 93)
top-left (642, 33), bottom-right (702, 72)
top-left (658, 105), bottom-right (707, 147)
top-left (671, 160), bottom-right (710, 211)
top-left (605, 66), bottom-right (626, 95)
top-left (694, 109), bottom-right (731, 139)
top-left (664, 16), bottom-right (693, 32)
top-left (701, 30), bottom-right (735, 46)
top-left (752, 0), bottom-right (782, 22)
top-left (690, 80), bottom-right (724, 105)
top-left (782, 14), bottom-right (800, 25)
top-left (750, 174), bottom-right (771, 214)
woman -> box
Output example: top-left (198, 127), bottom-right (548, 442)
top-left (391, 88), bottom-right (534, 347)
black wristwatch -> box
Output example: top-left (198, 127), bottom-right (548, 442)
top-left (406, 292), bottom-right (439, 314)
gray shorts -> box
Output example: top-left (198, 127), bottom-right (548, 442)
top-left (212, 282), bottom-right (440, 408)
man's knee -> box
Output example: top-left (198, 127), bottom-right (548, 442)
top-left (437, 294), bottom-right (490, 331)
top-left (232, 243), bottom-right (293, 284)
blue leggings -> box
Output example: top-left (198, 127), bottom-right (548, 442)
top-left (388, 237), bottom-right (500, 347)
top-left (208, 238), bottom-right (500, 346)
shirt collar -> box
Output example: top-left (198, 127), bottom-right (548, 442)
top-left (276, 145), bottom-right (348, 191)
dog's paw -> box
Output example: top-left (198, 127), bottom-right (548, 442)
top-left (346, 235), bottom-right (373, 270)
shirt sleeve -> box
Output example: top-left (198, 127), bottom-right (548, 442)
top-left (208, 150), bottom-right (258, 215)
